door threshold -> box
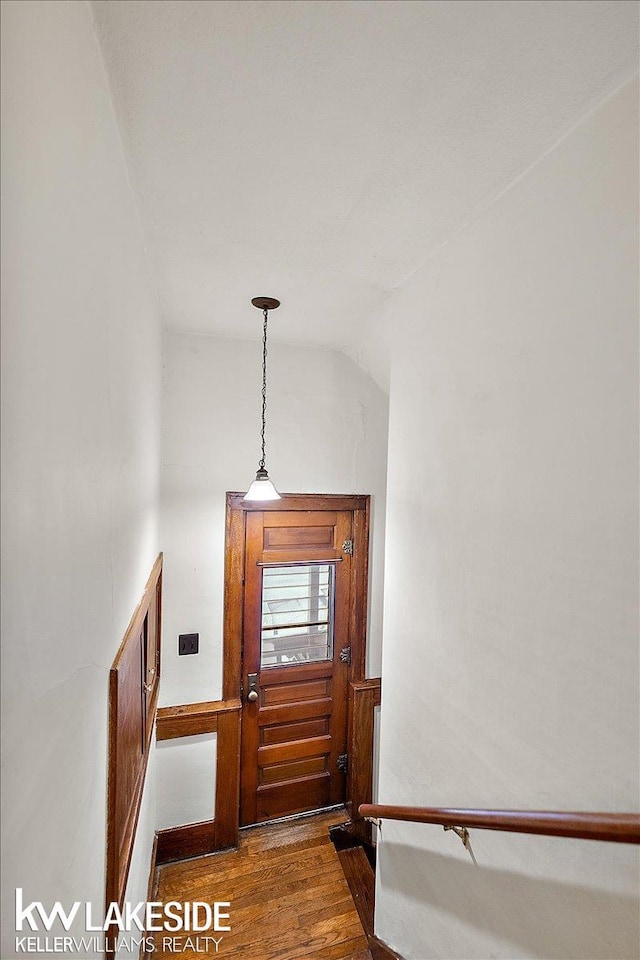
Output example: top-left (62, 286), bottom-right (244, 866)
top-left (239, 803), bottom-right (346, 832)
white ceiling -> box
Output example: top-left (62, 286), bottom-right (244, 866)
top-left (92, 0), bottom-right (638, 368)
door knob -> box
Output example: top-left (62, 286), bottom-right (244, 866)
top-left (247, 672), bottom-right (259, 703)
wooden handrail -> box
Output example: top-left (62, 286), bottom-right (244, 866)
top-left (358, 804), bottom-right (640, 844)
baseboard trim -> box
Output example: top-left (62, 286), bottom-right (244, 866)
top-left (369, 934), bottom-right (405, 960)
top-left (139, 835), bottom-right (158, 960)
top-left (146, 832), bottom-right (159, 898)
top-left (156, 819), bottom-right (216, 864)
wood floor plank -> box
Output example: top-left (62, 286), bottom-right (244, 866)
top-left (219, 874), bottom-right (348, 930)
top-left (150, 807), bottom-right (369, 960)
top-left (157, 848), bottom-right (339, 910)
top-left (227, 861), bottom-right (344, 911)
top-left (219, 913), bottom-right (365, 960)
top-left (218, 882), bottom-right (352, 942)
top-left (240, 809), bottom-right (348, 852)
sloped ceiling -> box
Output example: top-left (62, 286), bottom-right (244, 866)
top-left (92, 0), bottom-right (638, 380)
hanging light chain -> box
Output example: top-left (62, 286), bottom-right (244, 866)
top-left (245, 296), bottom-right (280, 500)
top-left (259, 307), bottom-right (268, 470)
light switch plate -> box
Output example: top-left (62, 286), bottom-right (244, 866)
top-left (178, 633), bottom-right (199, 655)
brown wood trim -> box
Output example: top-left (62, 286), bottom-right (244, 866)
top-left (111, 553), bottom-right (163, 671)
top-left (156, 705), bottom-right (216, 740)
top-left (215, 707), bottom-right (242, 849)
top-left (336, 845), bottom-right (375, 936)
top-left (223, 500), bottom-right (246, 701)
top-left (156, 820), bottom-right (216, 864)
top-left (351, 676), bottom-right (382, 704)
top-left (140, 834), bottom-right (159, 960)
top-left (227, 492), bottom-right (369, 512)
top-left (351, 501), bottom-right (370, 681)
top-left (346, 678), bottom-right (381, 829)
top-left (106, 553), bottom-right (163, 959)
top-left (156, 698), bottom-right (242, 741)
top-left (155, 693), bottom-right (242, 849)
top-left (146, 831), bottom-right (159, 899)
top-left (369, 935), bottom-right (405, 960)
top-left (358, 805), bottom-right (640, 844)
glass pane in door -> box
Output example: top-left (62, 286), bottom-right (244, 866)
top-left (260, 564), bottom-right (334, 667)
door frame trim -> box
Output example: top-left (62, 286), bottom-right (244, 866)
top-left (223, 492), bottom-right (371, 830)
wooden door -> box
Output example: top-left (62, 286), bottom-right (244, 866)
top-left (240, 509), bottom-right (353, 825)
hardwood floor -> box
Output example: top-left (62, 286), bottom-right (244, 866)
top-left (150, 809), bottom-right (372, 960)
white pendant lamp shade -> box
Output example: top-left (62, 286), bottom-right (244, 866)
top-left (244, 468), bottom-right (281, 502)
top-left (244, 297), bottom-right (282, 502)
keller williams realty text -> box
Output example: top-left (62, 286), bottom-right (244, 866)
top-left (15, 936), bottom-right (224, 954)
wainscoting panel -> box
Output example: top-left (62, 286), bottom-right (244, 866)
top-left (106, 553), bottom-right (163, 944)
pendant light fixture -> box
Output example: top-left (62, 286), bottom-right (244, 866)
top-left (243, 297), bottom-right (282, 501)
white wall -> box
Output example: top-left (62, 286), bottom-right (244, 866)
top-left (155, 734), bottom-right (217, 830)
top-left (376, 75), bottom-right (639, 960)
top-left (1, 1), bottom-right (162, 954)
top-left (158, 331), bottom-right (388, 824)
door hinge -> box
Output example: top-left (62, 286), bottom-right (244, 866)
top-left (337, 753), bottom-right (348, 774)
top-left (342, 539), bottom-right (353, 555)
top-left (339, 646), bottom-right (351, 664)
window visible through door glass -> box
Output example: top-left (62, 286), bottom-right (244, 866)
top-left (261, 564), bottom-right (334, 667)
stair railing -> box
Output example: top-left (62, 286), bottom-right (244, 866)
top-left (358, 804), bottom-right (640, 844)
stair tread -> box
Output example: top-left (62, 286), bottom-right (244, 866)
top-left (336, 845), bottom-right (376, 938)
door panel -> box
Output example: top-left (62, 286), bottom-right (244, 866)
top-left (240, 509), bottom-right (352, 825)
top-left (260, 717), bottom-right (329, 745)
top-left (254, 776), bottom-right (331, 820)
top-left (263, 524), bottom-right (336, 550)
